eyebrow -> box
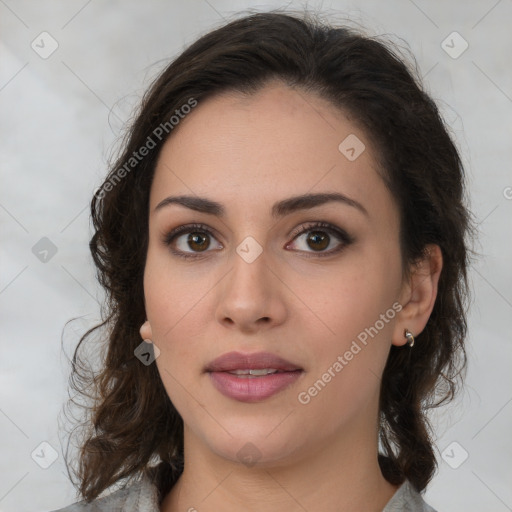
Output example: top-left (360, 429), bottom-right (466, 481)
top-left (154, 192), bottom-right (368, 219)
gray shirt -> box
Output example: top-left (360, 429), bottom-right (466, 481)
top-left (49, 475), bottom-right (437, 511)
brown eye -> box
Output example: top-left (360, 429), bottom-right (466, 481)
top-left (163, 223), bottom-right (222, 259)
top-left (305, 231), bottom-right (330, 251)
top-left (287, 221), bottom-right (354, 257)
top-left (186, 231), bottom-right (211, 252)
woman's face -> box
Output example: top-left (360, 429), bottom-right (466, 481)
top-left (143, 81), bottom-right (409, 466)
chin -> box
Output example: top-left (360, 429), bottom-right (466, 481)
top-left (197, 419), bottom-right (307, 468)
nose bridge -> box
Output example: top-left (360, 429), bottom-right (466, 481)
top-left (216, 235), bottom-right (285, 329)
top-left (229, 237), bottom-right (271, 304)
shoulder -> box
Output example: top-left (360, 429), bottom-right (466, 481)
top-left (382, 479), bottom-right (438, 512)
top-left (48, 474), bottom-right (160, 512)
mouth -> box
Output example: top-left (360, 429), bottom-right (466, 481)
top-left (205, 351), bottom-right (303, 373)
top-left (222, 368), bottom-right (291, 377)
top-left (205, 351), bottom-right (304, 402)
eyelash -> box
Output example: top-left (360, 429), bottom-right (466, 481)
top-left (162, 221), bottom-right (354, 260)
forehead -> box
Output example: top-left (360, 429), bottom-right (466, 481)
top-left (149, 82), bottom-right (394, 222)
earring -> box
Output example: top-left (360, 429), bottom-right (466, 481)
top-left (404, 329), bottom-right (415, 347)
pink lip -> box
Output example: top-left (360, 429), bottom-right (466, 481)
top-left (205, 351), bottom-right (304, 402)
top-left (205, 351), bottom-right (302, 372)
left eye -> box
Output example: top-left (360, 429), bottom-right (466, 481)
top-left (286, 221), bottom-right (353, 257)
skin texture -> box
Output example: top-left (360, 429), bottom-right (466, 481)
top-left (140, 81), bottom-right (443, 512)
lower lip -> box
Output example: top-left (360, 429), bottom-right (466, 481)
top-left (208, 370), bottom-right (303, 402)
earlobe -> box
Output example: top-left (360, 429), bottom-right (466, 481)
top-left (140, 320), bottom-right (153, 343)
top-left (392, 244), bottom-right (443, 347)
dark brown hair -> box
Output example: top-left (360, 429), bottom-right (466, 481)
top-left (62, 8), bottom-right (474, 504)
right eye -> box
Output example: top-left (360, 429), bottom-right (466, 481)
top-left (162, 223), bottom-right (223, 259)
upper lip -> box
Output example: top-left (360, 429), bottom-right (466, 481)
top-left (205, 351), bottom-right (302, 372)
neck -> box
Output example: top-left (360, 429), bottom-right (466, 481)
top-left (161, 418), bottom-right (398, 511)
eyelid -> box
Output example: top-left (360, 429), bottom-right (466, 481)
top-left (285, 221), bottom-right (354, 258)
top-left (288, 221), bottom-right (354, 244)
top-left (162, 223), bottom-right (223, 250)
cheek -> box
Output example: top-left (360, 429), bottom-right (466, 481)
top-left (144, 271), bottom-right (209, 420)
top-left (289, 248), bottom-right (401, 346)
top-left (143, 251), bottom-right (198, 370)
top-left (294, 286), bottom-right (395, 434)
top-left (143, 243), bottom-right (207, 337)
top-left (290, 250), bottom-right (401, 405)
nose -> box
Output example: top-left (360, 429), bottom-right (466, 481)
top-left (215, 244), bottom-right (287, 334)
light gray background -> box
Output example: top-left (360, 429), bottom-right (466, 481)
top-left (1, 1), bottom-right (511, 511)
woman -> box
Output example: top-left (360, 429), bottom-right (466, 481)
top-left (52, 9), bottom-right (473, 512)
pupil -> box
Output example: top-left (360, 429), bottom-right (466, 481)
top-left (188, 232), bottom-right (209, 251)
top-left (308, 231), bottom-right (329, 251)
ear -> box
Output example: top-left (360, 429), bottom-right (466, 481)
top-left (392, 244), bottom-right (443, 347)
top-left (140, 320), bottom-right (153, 343)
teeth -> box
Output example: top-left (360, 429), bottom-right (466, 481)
top-left (228, 368), bottom-right (280, 376)
top-left (249, 368), bottom-right (279, 376)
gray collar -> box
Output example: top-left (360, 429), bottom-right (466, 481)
top-left (51, 474), bottom-right (437, 511)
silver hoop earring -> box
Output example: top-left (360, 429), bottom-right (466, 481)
top-left (404, 329), bottom-right (415, 347)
